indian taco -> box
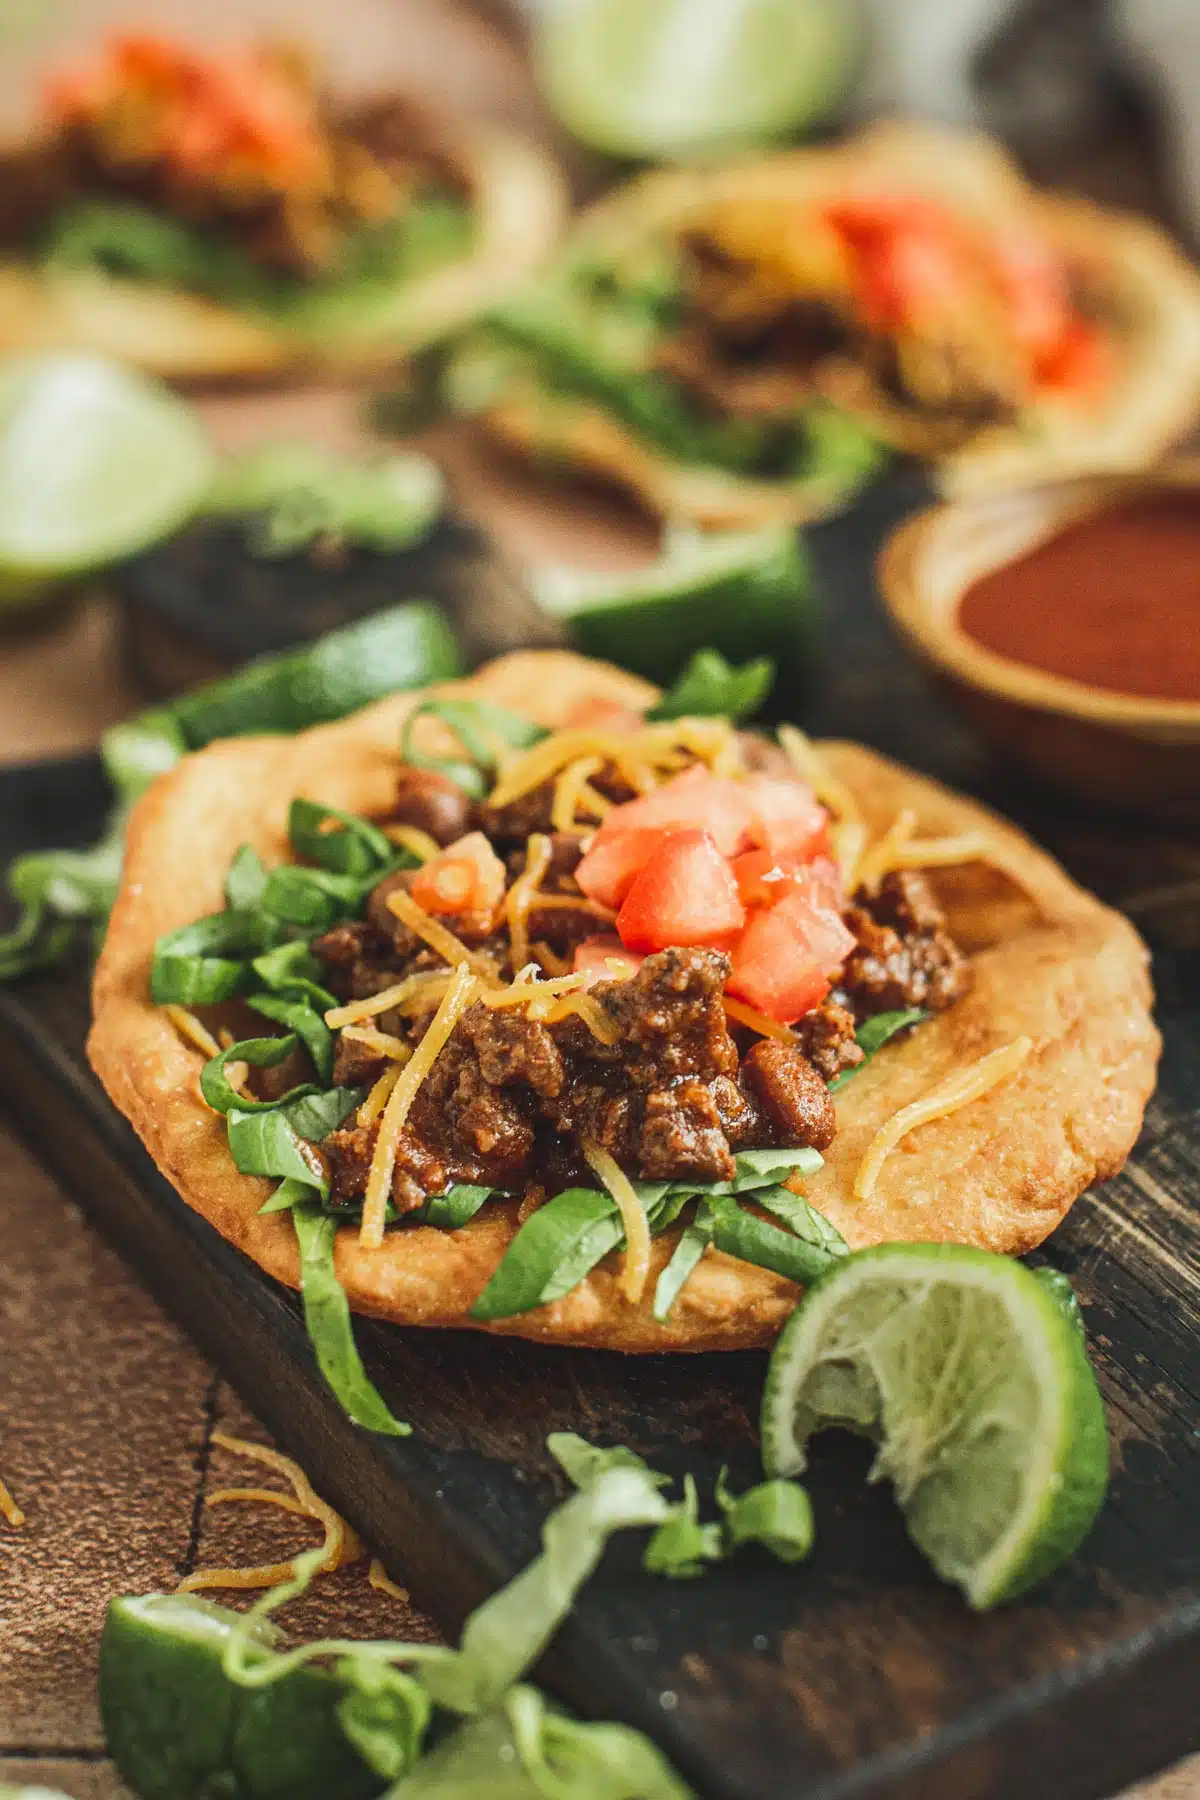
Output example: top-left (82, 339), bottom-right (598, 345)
top-left (0, 32), bottom-right (565, 380)
top-left (448, 121), bottom-right (1200, 526)
top-left (89, 650), bottom-right (1159, 1353)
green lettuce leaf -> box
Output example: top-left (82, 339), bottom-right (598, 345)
top-left (292, 1207), bottom-right (410, 1437)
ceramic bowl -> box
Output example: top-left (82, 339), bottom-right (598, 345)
top-left (877, 464), bottom-right (1200, 822)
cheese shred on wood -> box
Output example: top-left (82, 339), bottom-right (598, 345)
top-left (0, 1473), bottom-right (25, 1528)
top-left (368, 1556), bottom-right (409, 1601)
top-left (854, 1037), bottom-right (1034, 1203)
top-left (361, 963), bottom-right (477, 1250)
top-left (177, 1433), bottom-right (362, 1594)
top-left (582, 1139), bottom-right (652, 1305)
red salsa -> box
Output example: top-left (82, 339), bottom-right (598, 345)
top-left (957, 491), bottom-right (1200, 703)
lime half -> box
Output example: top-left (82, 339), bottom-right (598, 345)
top-left (0, 353), bottom-right (214, 581)
top-left (534, 0), bottom-right (860, 162)
top-left (100, 1593), bottom-right (378, 1800)
top-left (761, 1244), bottom-right (1109, 1609)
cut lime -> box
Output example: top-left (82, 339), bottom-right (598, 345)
top-left (534, 524), bottom-right (814, 684)
top-left (100, 1593), bottom-right (378, 1800)
top-left (534, 0), bottom-right (860, 162)
top-left (761, 1244), bottom-right (1109, 1609)
top-left (0, 353), bottom-right (214, 581)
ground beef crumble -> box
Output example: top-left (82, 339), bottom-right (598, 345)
top-left (313, 765), bottom-right (971, 1214)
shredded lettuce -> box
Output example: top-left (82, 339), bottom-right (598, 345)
top-left (828, 1008), bottom-right (930, 1092)
top-left (292, 1208), bottom-right (411, 1438)
top-left (471, 1152), bottom-right (840, 1324)
top-left (645, 649), bottom-right (774, 724)
top-left (642, 1475), bottom-right (723, 1580)
top-left (714, 1471), bottom-right (814, 1565)
top-left (399, 699), bottom-right (545, 800)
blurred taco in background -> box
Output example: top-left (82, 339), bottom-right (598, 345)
top-left (450, 122), bottom-right (1200, 526)
top-left (0, 32), bottom-right (566, 380)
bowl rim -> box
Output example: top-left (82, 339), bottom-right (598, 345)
top-left (877, 462), bottom-right (1200, 732)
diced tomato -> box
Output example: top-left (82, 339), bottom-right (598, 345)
top-left (410, 830), bottom-right (506, 918)
top-left (727, 910), bottom-right (830, 1025)
top-left (1034, 315), bottom-right (1112, 400)
top-left (826, 193), bottom-right (972, 332)
top-left (563, 696), bottom-right (646, 732)
top-left (573, 936), bottom-right (645, 987)
top-left (726, 875), bottom-right (856, 1024)
top-left (616, 830), bottom-right (745, 955)
top-left (575, 826), bottom-right (666, 910)
top-left (741, 772), bottom-right (829, 861)
top-left (732, 849), bottom-right (845, 914)
top-left (592, 764), bottom-right (756, 859)
top-left (989, 229), bottom-right (1073, 364)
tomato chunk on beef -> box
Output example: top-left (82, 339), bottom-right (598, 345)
top-left (617, 829), bottom-right (745, 955)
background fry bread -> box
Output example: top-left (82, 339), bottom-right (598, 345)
top-left (88, 651), bottom-right (1159, 1352)
top-left (481, 122), bottom-right (1200, 524)
top-left (0, 126), bottom-right (566, 380)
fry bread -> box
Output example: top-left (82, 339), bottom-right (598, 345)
top-left (481, 123), bottom-right (1200, 525)
top-left (88, 651), bottom-right (1159, 1351)
top-left (0, 126), bottom-right (565, 381)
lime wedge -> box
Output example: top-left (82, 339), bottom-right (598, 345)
top-left (100, 1593), bottom-right (378, 1800)
top-left (534, 0), bottom-right (860, 162)
top-left (0, 353), bottom-right (214, 581)
top-left (534, 524), bottom-right (814, 683)
top-left (761, 1244), bottom-right (1109, 1609)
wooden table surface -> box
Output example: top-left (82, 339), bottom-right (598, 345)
top-left (0, 3), bottom-right (1196, 1796)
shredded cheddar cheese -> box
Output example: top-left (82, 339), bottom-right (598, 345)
top-left (165, 1004), bottom-right (221, 1059)
top-left (486, 719), bottom-right (740, 813)
top-left (542, 991), bottom-right (624, 1043)
top-left (479, 969), bottom-right (586, 1010)
top-left (778, 725), bottom-right (861, 826)
top-left (178, 1433), bottom-right (362, 1594)
top-left (361, 964), bottom-right (477, 1249)
top-left (582, 1139), bottom-right (652, 1304)
top-left (551, 756), bottom-right (604, 832)
top-left (531, 940), bottom-right (569, 976)
top-left (506, 833), bottom-right (552, 977)
top-left (384, 823), bottom-right (442, 863)
top-left (854, 810), bottom-right (919, 894)
top-left (324, 971), bottom-right (450, 1029)
top-left (723, 995), bottom-right (799, 1044)
top-left (340, 1025), bottom-right (412, 1063)
top-left (368, 1556), bottom-right (410, 1601)
top-left (0, 1473), bottom-right (25, 1528)
top-left (358, 1063), bottom-right (403, 1127)
top-left (854, 1037), bottom-right (1034, 1203)
top-left (386, 887), bottom-right (498, 980)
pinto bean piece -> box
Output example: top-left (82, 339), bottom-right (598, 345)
top-left (742, 1040), bottom-right (836, 1150)
top-left (392, 766), bottom-right (473, 846)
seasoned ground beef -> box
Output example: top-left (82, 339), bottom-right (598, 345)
top-left (792, 1000), bottom-right (863, 1082)
top-left (840, 871), bottom-right (970, 1017)
top-left (312, 772), bottom-right (972, 1214)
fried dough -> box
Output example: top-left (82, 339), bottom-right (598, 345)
top-left (0, 127), bottom-right (565, 380)
top-left (88, 651), bottom-right (1159, 1351)
top-left (480, 122), bottom-right (1200, 525)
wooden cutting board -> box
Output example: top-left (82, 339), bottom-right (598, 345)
top-left (1, 473), bottom-right (1197, 1800)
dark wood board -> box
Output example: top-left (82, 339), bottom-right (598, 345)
top-left (1, 473), bottom-right (1198, 1800)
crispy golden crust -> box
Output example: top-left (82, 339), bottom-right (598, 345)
top-left (0, 125), bottom-right (565, 380)
top-left (88, 650), bottom-right (1159, 1352)
top-left (481, 122), bottom-right (1200, 525)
